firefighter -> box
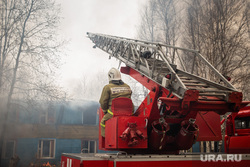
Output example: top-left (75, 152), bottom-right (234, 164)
top-left (99, 67), bottom-right (132, 137)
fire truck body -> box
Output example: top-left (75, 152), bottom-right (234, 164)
top-left (60, 32), bottom-right (250, 167)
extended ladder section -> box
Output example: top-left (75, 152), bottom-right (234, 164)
top-left (87, 32), bottom-right (238, 101)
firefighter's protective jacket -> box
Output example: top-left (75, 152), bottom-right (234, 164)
top-left (99, 81), bottom-right (132, 111)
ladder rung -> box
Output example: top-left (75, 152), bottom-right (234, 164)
top-left (182, 80), bottom-right (200, 83)
top-left (185, 83), bottom-right (208, 87)
top-left (195, 88), bottom-right (230, 93)
top-left (179, 77), bottom-right (191, 80)
top-left (155, 66), bottom-right (168, 69)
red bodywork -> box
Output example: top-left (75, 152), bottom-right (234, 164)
top-left (224, 106), bottom-right (250, 153)
top-left (98, 66), bottom-right (249, 153)
top-left (61, 153), bottom-right (250, 167)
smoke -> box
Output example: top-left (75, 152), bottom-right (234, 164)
top-left (58, 0), bottom-right (147, 91)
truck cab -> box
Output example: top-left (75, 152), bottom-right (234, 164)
top-left (225, 106), bottom-right (250, 153)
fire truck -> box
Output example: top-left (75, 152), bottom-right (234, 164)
top-left (61, 33), bottom-right (250, 167)
top-left (224, 106), bottom-right (250, 153)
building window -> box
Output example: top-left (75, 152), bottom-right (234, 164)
top-left (3, 140), bottom-right (15, 158)
top-left (38, 139), bottom-right (55, 159)
top-left (81, 110), bottom-right (97, 125)
top-left (39, 110), bottom-right (56, 124)
top-left (81, 140), bottom-right (96, 153)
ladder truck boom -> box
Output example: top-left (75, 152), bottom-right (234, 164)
top-left (85, 32), bottom-right (249, 151)
top-left (86, 31), bottom-right (250, 151)
top-left (86, 32), bottom-right (247, 114)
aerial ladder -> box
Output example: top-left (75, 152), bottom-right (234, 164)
top-left (86, 32), bottom-right (245, 111)
top-left (61, 32), bottom-right (250, 167)
top-left (85, 32), bottom-right (249, 151)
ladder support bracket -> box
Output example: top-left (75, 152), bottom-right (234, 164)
top-left (181, 90), bottom-right (199, 115)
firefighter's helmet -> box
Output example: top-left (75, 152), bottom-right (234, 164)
top-left (108, 68), bottom-right (121, 81)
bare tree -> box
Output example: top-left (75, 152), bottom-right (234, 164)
top-left (183, 0), bottom-right (250, 100)
top-left (155, 0), bottom-right (180, 46)
top-left (137, 0), bottom-right (181, 45)
top-left (183, 0), bottom-right (250, 152)
top-left (0, 0), bottom-right (66, 162)
top-left (67, 70), bottom-right (109, 101)
top-left (137, 0), bottom-right (157, 42)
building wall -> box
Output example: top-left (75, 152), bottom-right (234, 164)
top-left (16, 138), bottom-right (39, 167)
top-left (6, 124), bottom-right (98, 139)
top-left (56, 139), bottom-right (82, 157)
top-left (1, 100), bottom-right (100, 167)
top-left (7, 138), bottom-right (82, 167)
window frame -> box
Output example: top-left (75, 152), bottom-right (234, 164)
top-left (37, 139), bottom-right (56, 159)
top-left (234, 116), bottom-right (250, 129)
top-left (81, 140), bottom-right (97, 153)
top-left (39, 110), bottom-right (56, 124)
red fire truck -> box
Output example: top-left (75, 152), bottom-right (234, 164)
top-left (224, 106), bottom-right (250, 153)
top-left (61, 33), bottom-right (250, 167)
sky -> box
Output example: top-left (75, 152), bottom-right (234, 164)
top-left (57, 0), bottom-right (146, 89)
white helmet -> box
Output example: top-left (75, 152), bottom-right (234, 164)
top-left (108, 68), bottom-right (121, 81)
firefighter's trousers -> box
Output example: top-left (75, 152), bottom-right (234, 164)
top-left (100, 110), bottom-right (113, 137)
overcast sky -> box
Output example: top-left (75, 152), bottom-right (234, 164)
top-left (57, 0), bottom-right (146, 88)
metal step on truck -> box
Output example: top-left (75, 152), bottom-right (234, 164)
top-left (61, 33), bottom-right (250, 167)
